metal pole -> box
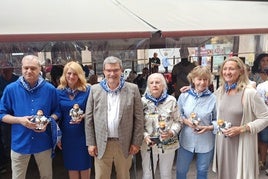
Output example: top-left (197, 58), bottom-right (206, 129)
top-left (149, 146), bottom-right (155, 179)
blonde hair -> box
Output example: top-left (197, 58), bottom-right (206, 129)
top-left (187, 66), bottom-right (213, 87)
top-left (219, 56), bottom-right (249, 92)
top-left (58, 61), bottom-right (87, 91)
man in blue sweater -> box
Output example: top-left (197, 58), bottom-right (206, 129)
top-left (0, 55), bottom-right (60, 179)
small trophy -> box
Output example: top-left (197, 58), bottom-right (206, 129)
top-left (31, 110), bottom-right (49, 130)
top-left (69, 104), bottom-right (84, 122)
top-left (190, 112), bottom-right (201, 131)
top-left (158, 120), bottom-right (167, 133)
top-left (217, 119), bottom-right (232, 136)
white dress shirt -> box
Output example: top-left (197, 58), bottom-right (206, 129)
top-left (107, 92), bottom-right (120, 138)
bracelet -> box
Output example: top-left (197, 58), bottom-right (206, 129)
top-left (240, 124), bottom-right (248, 133)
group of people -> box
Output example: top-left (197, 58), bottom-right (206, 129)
top-left (175, 53), bottom-right (268, 179)
top-left (1, 53), bottom-right (268, 179)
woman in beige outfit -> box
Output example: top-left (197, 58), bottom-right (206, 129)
top-left (213, 56), bottom-right (268, 179)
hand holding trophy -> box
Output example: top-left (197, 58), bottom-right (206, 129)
top-left (31, 110), bottom-right (50, 130)
top-left (217, 119), bottom-right (232, 137)
top-left (69, 104), bottom-right (84, 123)
top-left (190, 112), bottom-right (201, 131)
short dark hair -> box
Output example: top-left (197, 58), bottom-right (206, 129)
top-left (251, 53), bottom-right (268, 74)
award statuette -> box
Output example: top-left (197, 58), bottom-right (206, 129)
top-left (69, 104), bottom-right (84, 122)
top-left (190, 112), bottom-right (201, 131)
top-left (158, 120), bottom-right (167, 133)
top-left (31, 110), bottom-right (49, 130)
top-left (217, 119), bottom-right (231, 136)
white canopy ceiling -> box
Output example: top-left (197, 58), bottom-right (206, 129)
top-left (120, 0), bottom-right (268, 37)
top-left (0, 0), bottom-right (155, 41)
top-left (0, 0), bottom-right (267, 50)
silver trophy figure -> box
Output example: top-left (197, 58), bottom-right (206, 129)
top-left (217, 119), bottom-right (232, 136)
top-left (31, 110), bottom-right (49, 130)
top-left (190, 112), bottom-right (201, 131)
top-left (69, 104), bottom-right (84, 122)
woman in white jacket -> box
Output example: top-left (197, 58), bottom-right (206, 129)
top-left (140, 73), bottom-right (182, 179)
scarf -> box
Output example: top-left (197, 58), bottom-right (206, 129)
top-left (188, 87), bottom-right (211, 98)
top-left (224, 82), bottom-right (237, 93)
top-left (65, 87), bottom-right (79, 98)
top-left (145, 90), bottom-right (168, 106)
top-left (100, 76), bottom-right (125, 94)
top-left (19, 75), bottom-right (44, 92)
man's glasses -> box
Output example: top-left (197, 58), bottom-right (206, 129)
top-left (104, 69), bottom-right (121, 73)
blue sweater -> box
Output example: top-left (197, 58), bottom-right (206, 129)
top-left (0, 78), bottom-right (60, 155)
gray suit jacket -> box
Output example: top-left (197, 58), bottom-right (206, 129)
top-left (85, 82), bottom-right (144, 159)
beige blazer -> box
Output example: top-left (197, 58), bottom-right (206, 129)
top-left (85, 82), bottom-right (144, 159)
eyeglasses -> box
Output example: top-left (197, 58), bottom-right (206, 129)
top-left (104, 69), bottom-right (121, 73)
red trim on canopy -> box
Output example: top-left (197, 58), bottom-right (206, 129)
top-left (162, 28), bottom-right (268, 38)
top-left (0, 32), bottom-right (153, 43)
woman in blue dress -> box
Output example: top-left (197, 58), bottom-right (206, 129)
top-left (57, 61), bottom-right (92, 179)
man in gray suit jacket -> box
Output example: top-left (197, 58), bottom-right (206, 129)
top-left (85, 56), bottom-right (144, 179)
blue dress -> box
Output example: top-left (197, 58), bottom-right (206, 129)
top-left (57, 86), bottom-right (92, 170)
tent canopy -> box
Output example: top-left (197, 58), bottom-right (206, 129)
top-left (0, 0), bottom-right (267, 51)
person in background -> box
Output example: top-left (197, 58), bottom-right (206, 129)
top-left (0, 55), bottom-right (60, 179)
top-left (256, 79), bottom-right (268, 175)
top-left (133, 67), bottom-right (149, 95)
top-left (50, 65), bottom-right (64, 87)
top-left (250, 53), bottom-right (268, 86)
top-left (0, 62), bottom-right (19, 98)
top-left (162, 52), bottom-right (170, 73)
top-left (150, 52), bottom-right (161, 73)
top-left (172, 47), bottom-right (196, 99)
top-left (249, 53), bottom-right (268, 170)
top-left (57, 61), bottom-right (92, 179)
top-left (0, 61), bottom-right (19, 174)
top-left (176, 66), bottom-right (217, 179)
top-left (87, 64), bottom-right (95, 79)
top-left (88, 74), bottom-right (98, 85)
top-left (212, 56), bottom-right (268, 179)
top-left (140, 73), bottom-right (181, 179)
top-left (44, 58), bottom-right (52, 73)
top-left (126, 70), bottom-right (137, 83)
top-left (85, 56), bottom-right (144, 179)
top-left (245, 64), bottom-right (256, 88)
top-left (81, 64), bottom-right (89, 78)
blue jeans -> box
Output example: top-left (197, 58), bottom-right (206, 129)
top-left (259, 127), bottom-right (268, 143)
top-left (176, 146), bottom-right (213, 179)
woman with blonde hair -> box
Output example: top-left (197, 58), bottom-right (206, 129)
top-left (57, 61), bottom-right (92, 179)
top-left (176, 66), bottom-right (217, 179)
top-left (213, 56), bottom-right (268, 179)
